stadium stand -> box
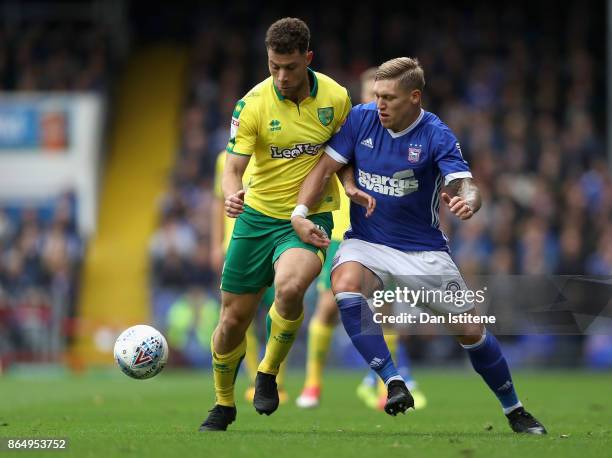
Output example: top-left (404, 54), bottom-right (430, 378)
top-left (150, 1), bottom-right (609, 368)
top-left (1, 1), bottom-right (608, 372)
top-left (0, 13), bottom-right (116, 369)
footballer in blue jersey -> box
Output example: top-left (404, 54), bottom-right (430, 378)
top-left (291, 57), bottom-right (546, 434)
top-left (325, 103), bottom-right (472, 252)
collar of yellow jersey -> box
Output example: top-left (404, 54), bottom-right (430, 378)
top-left (273, 68), bottom-right (318, 101)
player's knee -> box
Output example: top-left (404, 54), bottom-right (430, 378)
top-left (331, 272), bottom-right (361, 295)
top-left (219, 312), bottom-right (247, 334)
top-left (456, 323), bottom-right (486, 346)
top-left (275, 280), bottom-right (305, 307)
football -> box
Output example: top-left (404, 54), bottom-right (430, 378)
top-left (114, 325), bottom-right (168, 380)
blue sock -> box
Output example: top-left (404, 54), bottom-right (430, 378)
top-left (336, 292), bottom-right (401, 385)
top-left (463, 332), bottom-right (521, 413)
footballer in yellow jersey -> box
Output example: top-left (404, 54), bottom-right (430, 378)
top-left (201, 17), bottom-right (351, 432)
top-left (212, 151), bottom-right (289, 403)
top-left (226, 67), bottom-right (350, 219)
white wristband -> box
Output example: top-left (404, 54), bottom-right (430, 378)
top-left (291, 204), bottom-right (309, 219)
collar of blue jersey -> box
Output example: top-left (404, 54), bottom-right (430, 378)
top-left (272, 67), bottom-right (318, 101)
top-left (387, 108), bottom-right (425, 138)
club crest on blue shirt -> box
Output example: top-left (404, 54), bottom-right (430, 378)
top-left (408, 144), bottom-right (422, 163)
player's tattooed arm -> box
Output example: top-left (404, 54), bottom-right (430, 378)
top-left (298, 153), bottom-right (344, 209)
top-left (337, 165), bottom-right (376, 218)
top-left (337, 165), bottom-right (356, 189)
top-left (451, 177), bottom-right (482, 213)
top-left (441, 178), bottom-right (481, 220)
top-left (292, 154), bottom-right (345, 248)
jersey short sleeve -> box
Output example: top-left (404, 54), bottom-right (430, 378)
top-left (434, 126), bottom-right (472, 185)
top-left (325, 107), bottom-right (359, 165)
top-left (226, 99), bottom-right (257, 156)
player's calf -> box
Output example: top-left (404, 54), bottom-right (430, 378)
top-left (457, 326), bottom-right (548, 435)
top-left (215, 291), bottom-right (262, 354)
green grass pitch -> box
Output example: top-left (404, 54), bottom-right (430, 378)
top-left (1, 369), bottom-right (611, 457)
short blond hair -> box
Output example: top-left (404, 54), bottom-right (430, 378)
top-left (375, 57), bottom-right (425, 92)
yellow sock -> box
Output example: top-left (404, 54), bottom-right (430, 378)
top-left (258, 303), bottom-right (303, 376)
top-left (211, 336), bottom-right (246, 407)
top-left (244, 324), bottom-right (259, 383)
top-left (304, 317), bottom-right (334, 389)
top-left (384, 333), bottom-right (398, 361)
top-left (277, 360), bottom-right (287, 387)
top-left (378, 333), bottom-right (399, 396)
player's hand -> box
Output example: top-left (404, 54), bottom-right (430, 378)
top-left (441, 193), bottom-right (474, 220)
top-left (225, 189), bottom-right (245, 218)
top-left (345, 186), bottom-right (376, 218)
top-left (291, 217), bottom-right (330, 249)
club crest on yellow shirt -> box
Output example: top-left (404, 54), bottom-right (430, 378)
top-left (318, 107), bottom-right (334, 126)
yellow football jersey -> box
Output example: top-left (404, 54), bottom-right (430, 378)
top-left (226, 68), bottom-right (351, 219)
top-left (216, 151), bottom-right (350, 246)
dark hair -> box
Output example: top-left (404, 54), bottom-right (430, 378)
top-left (376, 57), bottom-right (425, 92)
top-left (265, 17), bottom-right (310, 54)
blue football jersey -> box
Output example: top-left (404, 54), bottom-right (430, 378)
top-left (325, 103), bottom-right (472, 252)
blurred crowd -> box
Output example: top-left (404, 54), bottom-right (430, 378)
top-left (0, 22), bottom-right (112, 92)
top-left (165, 1), bottom-right (609, 277)
top-left (0, 16), bottom-right (115, 369)
top-left (0, 2), bottom-right (607, 369)
top-left (0, 193), bottom-right (82, 366)
top-left (151, 1), bottom-right (610, 367)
